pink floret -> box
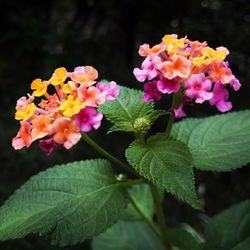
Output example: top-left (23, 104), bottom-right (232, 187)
top-left (74, 107), bottom-right (103, 132)
top-left (96, 81), bottom-right (120, 101)
top-left (184, 73), bottom-right (213, 104)
top-left (142, 81), bottom-right (162, 102)
top-left (210, 82), bottom-right (232, 112)
top-left (39, 138), bottom-right (57, 155)
top-left (157, 77), bottom-right (180, 94)
top-left (133, 55), bottom-right (160, 82)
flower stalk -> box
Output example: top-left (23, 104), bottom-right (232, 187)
top-left (127, 191), bottom-right (162, 242)
top-left (149, 183), bottom-right (172, 250)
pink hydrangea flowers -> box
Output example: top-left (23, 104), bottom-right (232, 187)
top-left (134, 34), bottom-right (241, 117)
top-left (12, 66), bottom-right (120, 154)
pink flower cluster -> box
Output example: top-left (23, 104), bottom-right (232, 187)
top-left (12, 66), bottom-right (119, 155)
top-left (134, 34), bottom-right (241, 117)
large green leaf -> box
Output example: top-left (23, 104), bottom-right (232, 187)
top-left (98, 85), bottom-right (161, 133)
top-left (0, 159), bottom-right (127, 246)
top-left (171, 111), bottom-right (250, 171)
top-left (126, 133), bottom-right (201, 209)
top-left (92, 220), bottom-right (164, 250)
top-left (204, 200), bottom-right (250, 250)
top-left (122, 184), bottom-right (154, 221)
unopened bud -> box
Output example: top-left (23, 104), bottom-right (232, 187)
top-left (133, 117), bottom-right (151, 133)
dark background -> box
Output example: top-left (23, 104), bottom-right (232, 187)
top-left (0, 0), bottom-right (250, 249)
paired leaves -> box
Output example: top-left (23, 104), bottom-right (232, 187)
top-left (171, 111), bottom-right (250, 171)
top-left (126, 133), bottom-right (201, 209)
top-left (98, 85), bottom-right (162, 133)
top-left (204, 199), bottom-right (250, 250)
top-left (0, 159), bottom-right (127, 246)
top-left (92, 220), bottom-right (164, 250)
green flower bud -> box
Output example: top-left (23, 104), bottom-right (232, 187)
top-left (133, 117), bottom-right (151, 133)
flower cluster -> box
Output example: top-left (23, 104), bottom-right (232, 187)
top-left (134, 34), bottom-right (241, 118)
top-left (12, 66), bottom-right (119, 155)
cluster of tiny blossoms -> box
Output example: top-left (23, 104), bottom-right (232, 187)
top-left (134, 34), bottom-right (241, 118)
top-left (12, 66), bottom-right (119, 155)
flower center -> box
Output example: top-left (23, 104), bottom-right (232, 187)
top-left (194, 82), bottom-right (201, 91)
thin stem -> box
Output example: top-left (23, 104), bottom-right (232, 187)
top-left (165, 112), bottom-right (175, 135)
top-left (127, 191), bottom-right (163, 243)
top-left (165, 92), bottom-right (182, 135)
top-left (135, 132), bottom-right (145, 143)
top-left (149, 183), bottom-right (172, 250)
top-left (82, 133), bottom-right (136, 175)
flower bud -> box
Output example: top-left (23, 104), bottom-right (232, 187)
top-left (133, 117), bottom-right (151, 133)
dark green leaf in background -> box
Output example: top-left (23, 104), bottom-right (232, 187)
top-left (92, 220), bottom-right (164, 250)
top-left (204, 199), bottom-right (250, 250)
top-left (168, 226), bottom-right (204, 250)
top-left (122, 184), bottom-right (154, 221)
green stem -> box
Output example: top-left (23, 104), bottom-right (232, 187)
top-left (82, 133), bottom-right (136, 175)
top-left (120, 178), bottom-right (144, 186)
top-left (165, 92), bottom-right (183, 135)
top-left (149, 183), bottom-right (172, 250)
top-left (127, 191), bottom-right (163, 243)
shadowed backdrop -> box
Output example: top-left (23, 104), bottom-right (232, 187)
top-left (0, 0), bottom-right (250, 249)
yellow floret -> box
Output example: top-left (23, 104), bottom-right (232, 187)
top-left (62, 81), bottom-right (76, 94)
top-left (192, 47), bottom-right (227, 67)
top-left (50, 67), bottom-right (67, 86)
top-left (59, 95), bottom-right (85, 117)
top-left (202, 47), bottom-right (227, 61)
top-left (31, 78), bottom-right (48, 97)
top-left (15, 103), bottom-right (36, 121)
top-left (162, 35), bottom-right (185, 55)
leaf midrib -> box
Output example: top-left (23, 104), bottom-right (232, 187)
top-left (148, 147), bottom-right (194, 201)
top-left (135, 140), bottom-right (195, 204)
top-left (0, 181), bottom-right (123, 238)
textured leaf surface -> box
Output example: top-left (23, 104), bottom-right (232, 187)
top-left (122, 184), bottom-right (154, 221)
top-left (0, 159), bottom-right (127, 246)
top-left (171, 111), bottom-right (250, 171)
top-left (126, 133), bottom-right (201, 209)
top-left (204, 200), bottom-right (250, 250)
top-left (98, 85), bottom-right (159, 133)
top-left (92, 220), bottom-right (164, 250)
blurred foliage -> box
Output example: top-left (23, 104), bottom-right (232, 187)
top-left (0, 0), bottom-right (250, 249)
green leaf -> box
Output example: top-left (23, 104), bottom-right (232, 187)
top-left (92, 220), bottom-right (164, 250)
top-left (171, 110), bottom-right (250, 171)
top-left (204, 200), bottom-right (250, 250)
top-left (0, 159), bottom-right (127, 246)
top-left (122, 184), bottom-right (154, 221)
top-left (98, 85), bottom-right (160, 133)
top-left (168, 226), bottom-right (204, 250)
top-left (126, 133), bottom-right (201, 209)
